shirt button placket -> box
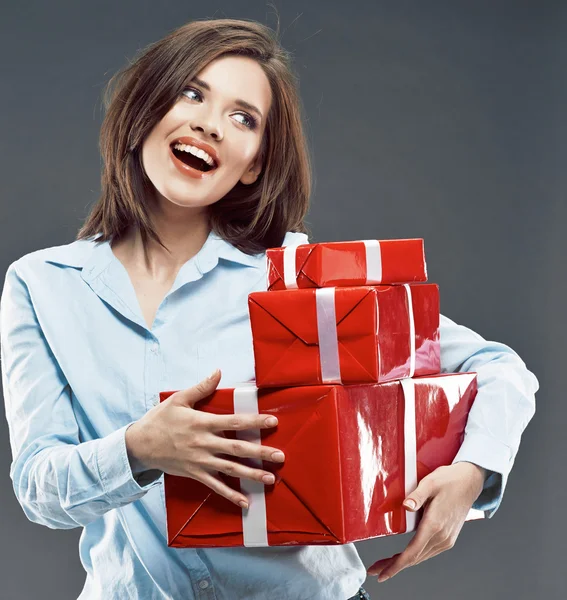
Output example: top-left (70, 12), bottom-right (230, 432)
top-left (146, 337), bottom-right (161, 411)
top-left (195, 577), bottom-right (215, 598)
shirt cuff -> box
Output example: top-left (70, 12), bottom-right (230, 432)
top-left (451, 432), bottom-right (512, 517)
top-left (96, 422), bottom-right (162, 505)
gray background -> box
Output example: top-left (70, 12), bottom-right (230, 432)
top-left (1, 0), bottom-right (564, 598)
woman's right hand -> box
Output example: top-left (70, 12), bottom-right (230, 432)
top-left (125, 369), bottom-right (284, 508)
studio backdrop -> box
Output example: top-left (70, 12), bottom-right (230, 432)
top-left (0, 1), bottom-right (564, 599)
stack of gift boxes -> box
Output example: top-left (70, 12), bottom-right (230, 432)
top-left (160, 238), bottom-right (483, 548)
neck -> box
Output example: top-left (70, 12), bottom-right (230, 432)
top-left (111, 204), bottom-right (211, 281)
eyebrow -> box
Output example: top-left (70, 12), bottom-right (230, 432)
top-left (190, 76), bottom-right (264, 120)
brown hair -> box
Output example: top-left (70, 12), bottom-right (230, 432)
top-left (77, 18), bottom-right (312, 255)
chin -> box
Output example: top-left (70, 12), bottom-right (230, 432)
top-left (154, 187), bottom-right (217, 211)
top-left (163, 196), bottom-right (212, 209)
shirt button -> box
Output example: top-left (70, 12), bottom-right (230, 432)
top-left (198, 580), bottom-right (209, 589)
top-left (151, 343), bottom-right (159, 354)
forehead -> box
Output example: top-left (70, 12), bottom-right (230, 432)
top-left (194, 55), bottom-right (272, 114)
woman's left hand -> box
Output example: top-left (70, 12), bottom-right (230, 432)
top-left (367, 461), bottom-right (487, 582)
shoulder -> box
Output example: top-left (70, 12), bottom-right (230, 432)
top-left (243, 231), bottom-right (309, 266)
top-left (281, 231), bottom-right (310, 247)
top-left (12, 238), bottom-right (94, 270)
top-left (254, 231), bottom-right (309, 266)
top-left (5, 239), bottom-right (96, 290)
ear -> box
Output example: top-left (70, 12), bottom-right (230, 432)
top-left (240, 155), bottom-right (263, 186)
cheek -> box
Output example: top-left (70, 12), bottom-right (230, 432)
top-left (140, 143), bottom-right (155, 180)
top-left (141, 128), bottom-right (165, 170)
top-left (225, 138), bottom-right (262, 172)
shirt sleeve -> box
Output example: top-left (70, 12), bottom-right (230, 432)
top-left (0, 262), bottom-right (161, 530)
top-left (440, 313), bottom-right (538, 518)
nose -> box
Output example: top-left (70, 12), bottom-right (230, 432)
top-left (190, 115), bottom-right (223, 141)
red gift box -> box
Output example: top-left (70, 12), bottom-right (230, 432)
top-left (267, 239), bottom-right (427, 290)
top-left (159, 373), bottom-right (481, 548)
top-left (249, 283), bottom-right (440, 388)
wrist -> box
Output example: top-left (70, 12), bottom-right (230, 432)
top-left (455, 461), bottom-right (488, 497)
top-left (125, 421), bottom-right (155, 474)
top-left (467, 461), bottom-right (488, 480)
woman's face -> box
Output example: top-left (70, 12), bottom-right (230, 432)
top-left (141, 54), bottom-right (273, 211)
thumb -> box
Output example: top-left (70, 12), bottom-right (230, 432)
top-left (403, 477), bottom-right (434, 511)
top-left (174, 368), bottom-right (222, 407)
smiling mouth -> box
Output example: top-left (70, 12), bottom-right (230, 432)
top-left (170, 143), bottom-right (217, 172)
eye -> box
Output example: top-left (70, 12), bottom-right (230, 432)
top-left (181, 87), bottom-right (203, 102)
top-left (233, 113), bottom-right (258, 130)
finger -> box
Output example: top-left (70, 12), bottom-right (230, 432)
top-left (209, 457), bottom-right (276, 485)
top-left (403, 474), bottom-right (438, 511)
top-left (215, 436), bottom-right (285, 464)
top-left (388, 537), bottom-right (450, 579)
top-left (367, 554), bottom-right (399, 576)
top-left (174, 369), bottom-right (222, 407)
top-left (377, 516), bottom-right (443, 581)
top-left (378, 530), bottom-right (445, 582)
top-left (197, 470), bottom-right (249, 508)
top-left (209, 412), bottom-right (280, 433)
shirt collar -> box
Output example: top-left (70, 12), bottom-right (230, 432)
top-left (44, 229), bottom-right (266, 274)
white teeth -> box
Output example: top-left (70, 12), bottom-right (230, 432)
top-left (172, 143), bottom-right (216, 167)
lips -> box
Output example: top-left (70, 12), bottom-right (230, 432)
top-left (169, 136), bottom-right (221, 180)
top-left (170, 136), bottom-right (220, 168)
top-left (169, 147), bottom-right (216, 179)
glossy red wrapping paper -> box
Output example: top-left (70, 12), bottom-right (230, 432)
top-left (159, 373), bottom-right (478, 548)
top-left (267, 239), bottom-right (427, 290)
top-left (248, 283), bottom-right (440, 388)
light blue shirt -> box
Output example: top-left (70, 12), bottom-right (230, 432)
top-left (0, 229), bottom-right (538, 600)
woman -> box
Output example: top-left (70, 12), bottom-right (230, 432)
top-left (0, 18), bottom-right (538, 600)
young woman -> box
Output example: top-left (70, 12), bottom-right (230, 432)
top-left (0, 18), bottom-right (538, 600)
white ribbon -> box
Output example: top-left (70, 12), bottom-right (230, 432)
top-left (283, 245), bottom-right (299, 289)
top-left (400, 379), bottom-right (418, 532)
top-left (233, 385), bottom-right (269, 547)
top-left (403, 284), bottom-right (416, 378)
top-left (363, 240), bottom-right (383, 284)
top-left (315, 288), bottom-right (342, 383)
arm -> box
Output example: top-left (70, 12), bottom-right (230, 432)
top-left (0, 262), bottom-right (161, 530)
top-left (440, 313), bottom-right (538, 517)
top-left (368, 313), bottom-right (538, 581)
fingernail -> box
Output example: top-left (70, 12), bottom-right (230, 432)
top-left (207, 368), bottom-right (220, 381)
top-left (262, 474), bottom-right (275, 484)
top-left (403, 499), bottom-right (416, 510)
top-left (378, 574), bottom-right (390, 582)
top-left (271, 451), bottom-right (285, 462)
top-left (265, 416), bottom-right (278, 427)
top-left (238, 500), bottom-right (248, 509)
